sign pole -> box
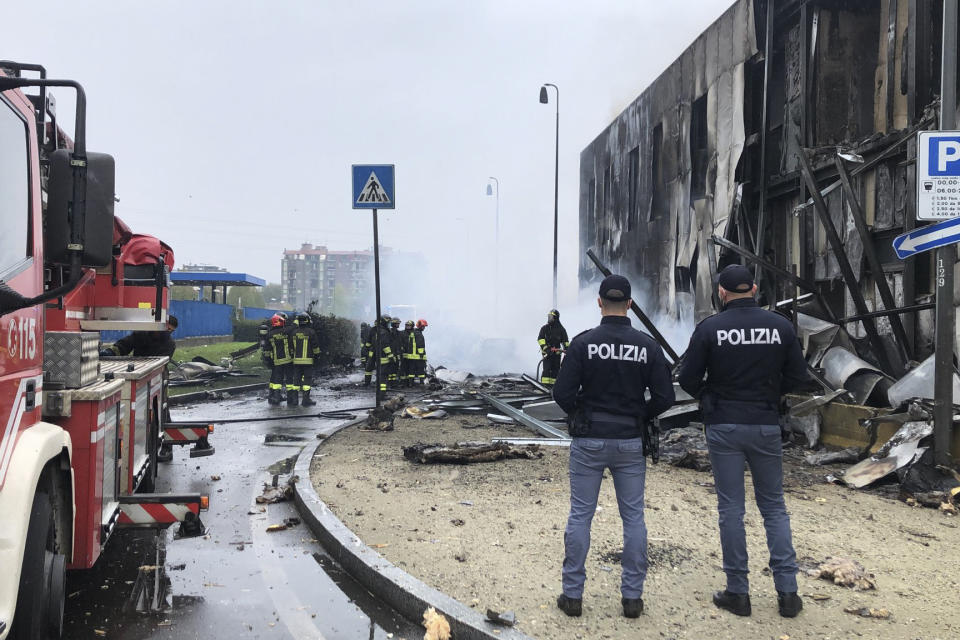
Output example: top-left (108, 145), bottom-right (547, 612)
top-left (935, 0), bottom-right (958, 466)
top-left (352, 163), bottom-right (394, 409)
top-left (372, 207), bottom-right (383, 408)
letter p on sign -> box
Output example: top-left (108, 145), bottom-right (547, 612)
top-left (930, 137), bottom-right (960, 175)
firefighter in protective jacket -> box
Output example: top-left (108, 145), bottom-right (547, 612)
top-left (263, 313), bottom-right (293, 405)
top-left (401, 320), bottom-right (416, 386)
top-left (290, 313), bottom-right (321, 406)
top-left (363, 318), bottom-right (377, 387)
top-left (359, 322), bottom-right (371, 368)
top-left (411, 319), bottom-right (428, 384)
top-left (389, 317), bottom-right (402, 387)
top-left (538, 309), bottom-right (569, 386)
top-left (364, 315), bottom-right (396, 392)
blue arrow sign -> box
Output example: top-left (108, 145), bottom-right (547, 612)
top-left (352, 164), bottom-right (395, 210)
top-left (893, 216), bottom-right (960, 259)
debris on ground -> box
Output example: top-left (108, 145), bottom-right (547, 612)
top-left (844, 606), bottom-right (891, 619)
top-left (806, 556), bottom-right (877, 590)
top-left (265, 517), bottom-right (301, 533)
top-left (167, 357), bottom-right (258, 387)
top-left (785, 411), bottom-right (822, 449)
top-left (658, 425), bottom-right (711, 472)
top-left (365, 395), bottom-right (406, 431)
top-left (897, 452), bottom-right (960, 509)
top-left (433, 367), bottom-right (474, 384)
top-left (402, 441), bottom-right (542, 465)
top-left (422, 607), bottom-right (451, 640)
top-left (486, 608), bottom-right (517, 626)
top-left (842, 421), bottom-right (931, 488)
top-left (256, 480), bottom-right (293, 504)
top-left (805, 447), bottom-right (861, 466)
top-left (402, 406), bottom-right (448, 420)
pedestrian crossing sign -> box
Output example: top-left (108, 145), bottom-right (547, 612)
top-left (352, 164), bottom-right (395, 209)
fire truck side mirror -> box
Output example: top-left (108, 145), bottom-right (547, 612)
top-left (45, 149), bottom-right (115, 268)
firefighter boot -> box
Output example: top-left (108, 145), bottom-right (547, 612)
top-left (301, 391), bottom-right (317, 406)
top-left (267, 388), bottom-right (281, 405)
top-left (287, 389), bottom-right (299, 406)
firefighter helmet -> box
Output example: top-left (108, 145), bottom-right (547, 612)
top-left (391, 317), bottom-right (401, 327)
top-left (405, 320), bottom-right (414, 329)
top-left (548, 309), bottom-right (560, 321)
top-left (416, 318), bottom-right (428, 330)
top-left (381, 313), bottom-right (392, 324)
top-left (296, 312), bottom-right (311, 326)
top-left (270, 313), bottom-right (285, 328)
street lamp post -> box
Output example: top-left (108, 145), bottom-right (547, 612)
top-left (486, 177), bottom-right (500, 328)
top-left (540, 83), bottom-right (559, 309)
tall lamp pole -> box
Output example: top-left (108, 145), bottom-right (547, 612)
top-left (540, 83), bottom-right (559, 309)
top-left (486, 177), bottom-right (500, 328)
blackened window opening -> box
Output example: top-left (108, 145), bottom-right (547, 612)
top-left (628, 146), bottom-right (639, 230)
top-left (650, 123), bottom-right (666, 222)
top-left (690, 94), bottom-right (708, 199)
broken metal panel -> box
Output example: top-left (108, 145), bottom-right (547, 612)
top-left (520, 400), bottom-right (566, 422)
top-left (705, 15), bottom-right (720, 88)
top-left (892, 0), bottom-right (910, 130)
top-left (874, 162), bottom-right (895, 229)
top-left (887, 354), bottom-right (960, 407)
top-left (842, 193), bottom-right (864, 283)
top-left (797, 313), bottom-right (854, 366)
top-left (782, 20), bottom-right (805, 174)
top-left (694, 198), bottom-right (716, 322)
top-left (842, 420), bottom-right (931, 488)
top-left (874, 0), bottom-right (895, 134)
top-left (821, 346), bottom-right (894, 405)
top-left (477, 392), bottom-right (570, 440)
top-left (733, 0), bottom-right (758, 60)
top-left (694, 32), bottom-right (708, 99)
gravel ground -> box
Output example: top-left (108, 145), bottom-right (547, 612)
top-left (311, 414), bottom-right (960, 640)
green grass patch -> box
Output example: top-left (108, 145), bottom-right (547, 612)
top-left (169, 341), bottom-right (270, 396)
top-left (173, 341), bottom-right (257, 364)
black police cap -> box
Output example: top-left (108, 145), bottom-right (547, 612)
top-left (717, 264), bottom-right (754, 292)
top-left (599, 274), bottom-right (631, 302)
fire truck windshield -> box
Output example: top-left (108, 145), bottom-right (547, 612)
top-left (0, 96), bottom-right (30, 279)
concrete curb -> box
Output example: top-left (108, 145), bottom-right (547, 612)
top-left (293, 420), bottom-right (535, 640)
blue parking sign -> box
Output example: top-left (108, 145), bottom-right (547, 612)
top-left (917, 131), bottom-right (960, 220)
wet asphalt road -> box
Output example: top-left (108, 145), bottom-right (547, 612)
top-left (63, 379), bottom-right (421, 640)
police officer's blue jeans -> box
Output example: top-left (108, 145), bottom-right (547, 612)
top-left (705, 423), bottom-right (798, 594)
top-left (563, 437), bottom-right (647, 599)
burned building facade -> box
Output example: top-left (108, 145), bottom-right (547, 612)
top-left (580, 0), bottom-right (957, 375)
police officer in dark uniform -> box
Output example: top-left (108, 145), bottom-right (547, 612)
top-left (552, 275), bottom-right (674, 619)
top-left (678, 264), bottom-right (808, 619)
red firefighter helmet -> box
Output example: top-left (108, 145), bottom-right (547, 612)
top-left (416, 318), bottom-right (428, 330)
top-left (270, 313), bottom-right (285, 328)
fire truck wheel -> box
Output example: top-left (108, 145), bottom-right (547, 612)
top-left (11, 491), bottom-right (66, 640)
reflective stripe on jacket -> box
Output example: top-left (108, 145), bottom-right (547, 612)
top-left (291, 327), bottom-right (320, 365)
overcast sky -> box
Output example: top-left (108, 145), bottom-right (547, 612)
top-left (3, 0), bottom-right (731, 294)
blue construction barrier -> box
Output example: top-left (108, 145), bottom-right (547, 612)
top-left (169, 300), bottom-right (233, 338)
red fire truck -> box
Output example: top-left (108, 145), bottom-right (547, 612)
top-left (0, 62), bottom-right (210, 639)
